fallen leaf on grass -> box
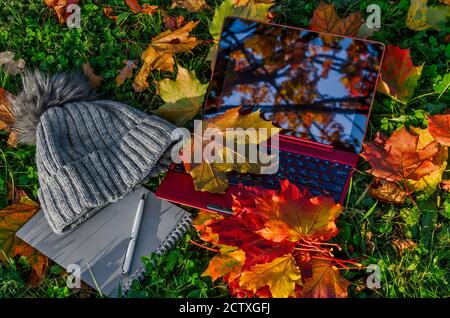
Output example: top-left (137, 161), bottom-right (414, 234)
top-left (377, 45), bottom-right (423, 103)
top-left (0, 195), bottom-right (48, 285)
top-left (182, 107), bottom-right (280, 193)
top-left (103, 6), bottom-right (118, 21)
top-left (116, 60), bottom-right (138, 86)
top-left (368, 178), bottom-right (407, 204)
top-left (83, 63), bottom-right (103, 89)
top-left (407, 127), bottom-right (448, 194)
top-left (309, 1), bottom-right (364, 36)
top-left (0, 51), bottom-right (26, 76)
top-left (298, 259), bottom-right (351, 298)
top-left (133, 21), bottom-right (199, 92)
top-left (392, 239), bottom-right (417, 255)
top-left (406, 0), bottom-right (450, 32)
top-left (171, 0), bottom-right (211, 12)
top-left (44, 0), bottom-right (79, 24)
top-left (154, 65), bottom-right (208, 125)
top-left (361, 127), bottom-right (439, 182)
top-left (141, 4), bottom-right (159, 15)
top-left (202, 245), bottom-right (245, 282)
top-left (163, 14), bottom-right (185, 31)
top-left (428, 114), bottom-right (450, 146)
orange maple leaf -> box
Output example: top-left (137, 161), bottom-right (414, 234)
top-left (428, 114), bottom-right (450, 146)
top-left (44, 0), bottom-right (79, 24)
top-left (360, 126), bottom-right (439, 181)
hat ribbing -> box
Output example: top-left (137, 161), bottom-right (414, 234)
top-left (11, 71), bottom-right (176, 234)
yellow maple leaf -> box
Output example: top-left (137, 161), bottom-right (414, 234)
top-left (182, 108), bottom-right (280, 193)
top-left (133, 21), bottom-right (199, 92)
top-left (239, 254), bottom-right (302, 298)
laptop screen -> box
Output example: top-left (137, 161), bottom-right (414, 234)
top-left (204, 17), bottom-right (384, 154)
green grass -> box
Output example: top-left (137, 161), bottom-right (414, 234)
top-left (0, 0), bottom-right (449, 298)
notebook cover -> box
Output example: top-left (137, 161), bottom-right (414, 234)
top-left (16, 187), bottom-right (191, 297)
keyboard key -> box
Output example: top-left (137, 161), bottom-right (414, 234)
top-left (299, 169), bottom-right (308, 177)
top-left (332, 176), bottom-right (347, 186)
top-left (308, 171), bottom-right (320, 179)
top-left (321, 182), bottom-right (344, 194)
top-left (321, 174), bottom-right (331, 183)
top-left (306, 162), bottom-right (317, 170)
top-left (317, 164), bottom-right (328, 173)
top-left (329, 168), bottom-right (349, 177)
top-left (310, 188), bottom-right (322, 197)
top-left (298, 177), bottom-right (320, 188)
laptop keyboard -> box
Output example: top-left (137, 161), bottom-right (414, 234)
top-left (173, 151), bottom-right (352, 203)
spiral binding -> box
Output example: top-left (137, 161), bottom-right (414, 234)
top-left (121, 214), bottom-right (193, 295)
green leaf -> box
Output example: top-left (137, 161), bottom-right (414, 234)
top-left (153, 65), bottom-right (208, 126)
top-left (209, 0), bottom-right (272, 41)
top-left (433, 73), bottom-right (450, 99)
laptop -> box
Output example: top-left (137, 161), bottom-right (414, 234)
top-left (156, 16), bottom-right (385, 212)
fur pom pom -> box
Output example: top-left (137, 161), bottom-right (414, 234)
top-left (11, 70), bottom-right (96, 145)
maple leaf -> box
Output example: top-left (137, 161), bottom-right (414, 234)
top-left (239, 254), bottom-right (302, 298)
top-left (82, 62), bottom-right (103, 89)
top-left (194, 181), bottom-right (351, 298)
top-left (171, 0), bottom-right (211, 13)
top-left (208, 212), bottom-right (296, 268)
top-left (298, 259), bottom-right (350, 298)
top-left (406, 127), bottom-right (448, 194)
top-left (377, 45), bottom-right (423, 103)
top-left (133, 21), bottom-right (199, 92)
top-left (368, 178), bottom-right (407, 205)
top-left (154, 65), bottom-right (208, 125)
top-left (406, 0), bottom-right (450, 32)
top-left (202, 245), bottom-right (245, 282)
top-left (309, 1), bottom-right (364, 36)
top-left (182, 108), bottom-right (280, 193)
top-left (116, 60), bottom-right (138, 86)
top-left (45, 0), bottom-right (79, 24)
top-left (0, 195), bottom-right (48, 285)
top-left (193, 210), bottom-right (224, 244)
top-left (0, 51), bottom-right (26, 76)
top-left (428, 114), bottom-right (450, 146)
top-left (360, 126), bottom-right (439, 182)
top-left (251, 180), bottom-right (343, 242)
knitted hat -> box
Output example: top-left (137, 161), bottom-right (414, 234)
top-left (10, 70), bottom-right (176, 234)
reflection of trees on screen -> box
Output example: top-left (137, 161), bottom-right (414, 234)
top-left (217, 22), bottom-right (380, 152)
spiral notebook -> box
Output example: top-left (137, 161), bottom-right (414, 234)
top-left (16, 187), bottom-right (192, 297)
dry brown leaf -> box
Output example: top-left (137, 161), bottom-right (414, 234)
top-left (392, 239), bottom-right (417, 255)
top-left (116, 60), bottom-right (138, 86)
top-left (125, 0), bottom-right (143, 13)
top-left (83, 63), bottom-right (103, 89)
top-left (368, 178), bottom-right (407, 204)
top-left (309, 1), bottom-right (364, 36)
top-left (45, 0), bottom-right (79, 24)
top-left (171, 0), bottom-right (211, 12)
top-left (0, 195), bottom-right (48, 285)
top-left (0, 51), bottom-right (26, 76)
top-left (0, 87), bottom-right (14, 131)
top-left (133, 21), bottom-right (199, 92)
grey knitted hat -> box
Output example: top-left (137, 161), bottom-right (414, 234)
top-left (10, 70), bottom-right (176, 234)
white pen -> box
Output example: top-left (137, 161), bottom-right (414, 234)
top-left (122, 193), bottom-right (146, 275)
